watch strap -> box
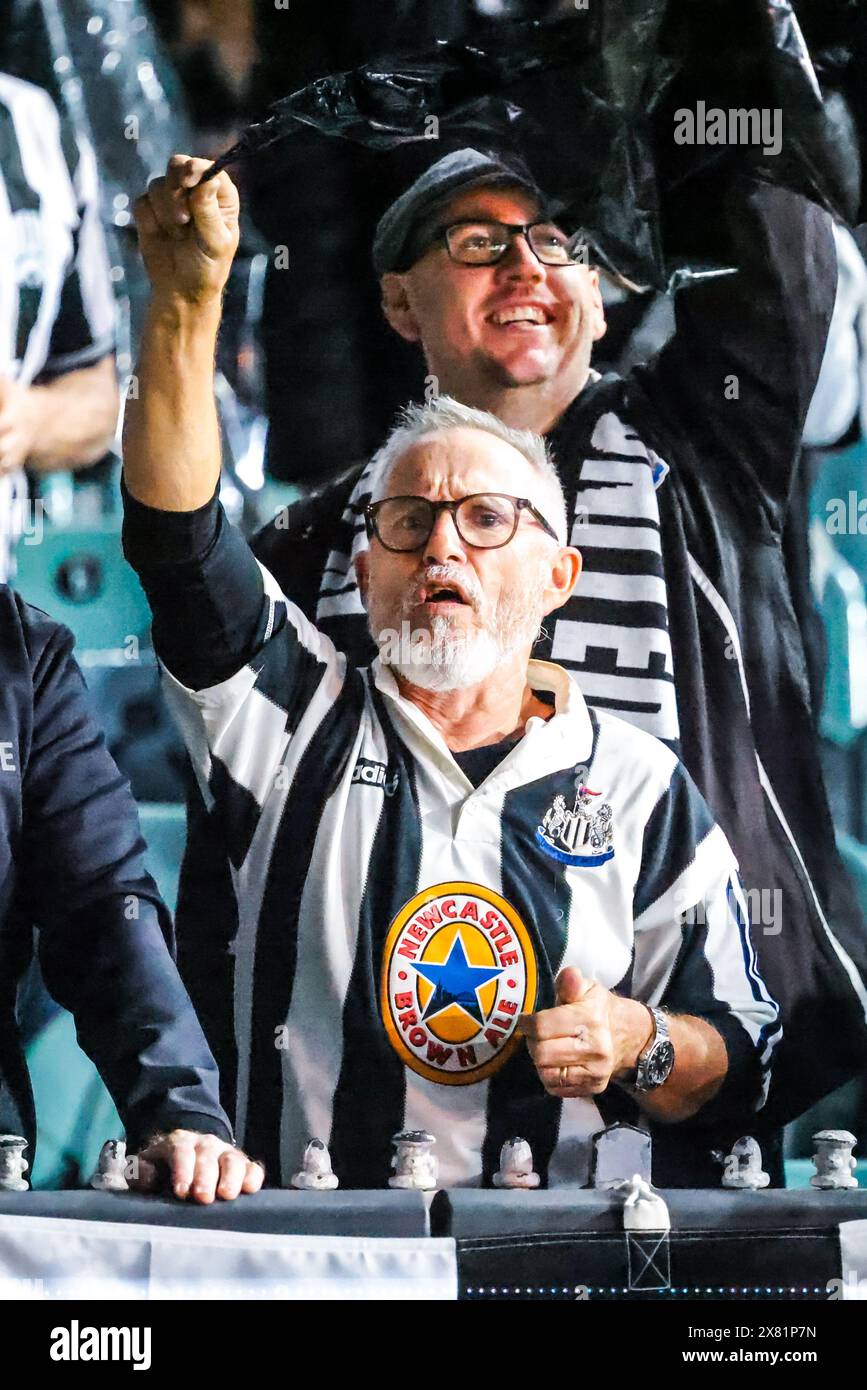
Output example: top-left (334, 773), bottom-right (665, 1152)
top-left (634, 1007), bottom-right (672, 1091)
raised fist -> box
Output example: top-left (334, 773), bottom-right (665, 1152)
top-left (133, 154), bottom-right (240, 307)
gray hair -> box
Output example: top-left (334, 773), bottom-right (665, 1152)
top-left (368, 395), bottom-right (568, 544)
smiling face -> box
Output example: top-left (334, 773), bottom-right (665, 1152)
top-left (357, 426), bottom-right (581, 691)
top-left (381, 185), bottom-right (607, 397)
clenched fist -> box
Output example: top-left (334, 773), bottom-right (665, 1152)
top-left (133, 154), bottom-right (240, 307)
top-left (519, 966), bottom-right (655, 1099)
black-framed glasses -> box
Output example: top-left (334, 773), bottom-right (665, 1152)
top-left (438, 220), bottom-right (585, 267)
top-left (365, 493), bottom-right (560, 553)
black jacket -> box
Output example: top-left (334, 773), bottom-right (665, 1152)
top-left (0, 587), bottom-right (232, 1157)
top-left (179, 178), bottom-right (867, 1182)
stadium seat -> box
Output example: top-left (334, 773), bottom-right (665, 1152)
top-left (27, 1012), bottom-right (123, 1190)
top-left (810, 520), bottom-right (867, 746)
top-left (136, 802), bottom-right (189, 911)
top-left (784, 1073), bottom-right (867, 1192)
top-left (837, 831), bottom-right (867, 922)
top-left (11, 523), bottom-right (151, 665)
top-left (782, 833), bottom-right (867, 1180)
top-left (811, 440), bottom-right (867, 582)
top-left (86, 665), bottom-right (188, 803)
top-left (13, 523), bottom-right (191, 800)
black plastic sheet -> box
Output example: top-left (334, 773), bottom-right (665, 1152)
top-left (649, 0), bottom-right (862, 239)
top-left (206, 1), bottom-right (864, 288)
top-left (210, 11), bottom-right (668, 284)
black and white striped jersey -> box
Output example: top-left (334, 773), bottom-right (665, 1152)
top-left (0, 73), bottom-right (116, 577)
top-left (125, 490), bottom-right (780, 1189)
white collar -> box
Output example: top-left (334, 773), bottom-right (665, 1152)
top-left (371, 656), bottom-right (594, 792)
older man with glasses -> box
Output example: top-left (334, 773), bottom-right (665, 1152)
top-left (123, 340), bottom-right (779, 1187)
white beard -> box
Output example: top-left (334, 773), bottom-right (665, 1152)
top-left (395, 619), bottom-right (504, 692)
top-left (369, 561), bottom-right (547, 692)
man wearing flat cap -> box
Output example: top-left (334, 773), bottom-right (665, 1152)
top-left (137, 146), bottom-right (865, 1186)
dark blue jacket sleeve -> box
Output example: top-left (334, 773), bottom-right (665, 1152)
top-left (18, 610), bottom-right (233, 1149)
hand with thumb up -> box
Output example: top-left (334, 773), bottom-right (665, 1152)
top-left (518, 965), bottom-right (654, 1099)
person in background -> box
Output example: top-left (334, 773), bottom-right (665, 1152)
top-left (0, 573), bottom-right (263, 1202)
top-left (0, 72), bottom-right (118, 578)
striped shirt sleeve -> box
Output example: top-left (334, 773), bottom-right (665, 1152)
top-left (122, 485), bottom-right (348, 828)
top-left (38, 125), bottom-right (116, 377)
top-left (631, 761), bottom-right (782, 1113)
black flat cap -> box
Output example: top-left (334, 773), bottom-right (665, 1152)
top-left (372, 147), bottom-right (546, 276)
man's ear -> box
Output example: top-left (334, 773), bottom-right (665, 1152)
top-left (543, 546), bottom-right (582, 616)
top-left (381, 273), bottom-right (421, 343)
top-left (585, 269), bottom-right (607, 344)
top-left (354, 550), bottom-right (370, 608)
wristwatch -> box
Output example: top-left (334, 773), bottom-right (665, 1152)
top-left (633, 1007), bottom-right (675, 1091)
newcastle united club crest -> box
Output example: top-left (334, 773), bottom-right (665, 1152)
top-left (536, 784), bottom-right (615, 867)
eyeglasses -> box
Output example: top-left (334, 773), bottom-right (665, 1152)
top-left (365, 493), bottom-right (560, 552)
top-left (437, 220), bottom-right (585, 267)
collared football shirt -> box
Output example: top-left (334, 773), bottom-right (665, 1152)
top-left (0, 72), bottom-right (116, 578)
top-left (150, 517), bottom-right (781, 1190)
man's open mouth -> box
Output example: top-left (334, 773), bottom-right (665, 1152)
top-left (487, 304), bottom-right (554, 328)
top-left (418, 584), bottom-right (470, 607)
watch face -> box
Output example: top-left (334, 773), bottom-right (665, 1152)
top-left (646, 1039), bottom-right (675, 1086)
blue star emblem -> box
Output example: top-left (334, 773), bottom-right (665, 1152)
top-left (414, 932), bottom-right (504, 1027)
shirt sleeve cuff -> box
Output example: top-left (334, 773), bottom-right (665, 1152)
top-left (37, 336), bottom-right (116, 379)
top-left (693, 1011), bottom-right (767, 1121)
top-left (129, 1110), bottom-right (235, 1151)
top-left (121, 477), bottom-right (223, 571)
